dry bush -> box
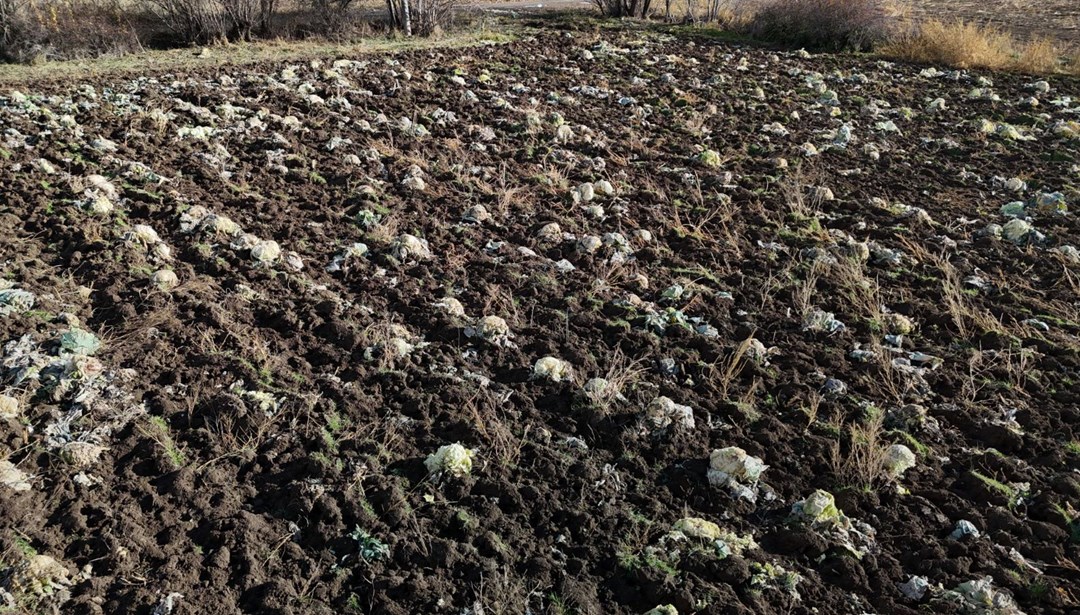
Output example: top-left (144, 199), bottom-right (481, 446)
top-left (363, 213), bottom-right (401, 247)
top-left (1, 0), bottom-right (146, 62)
top-left (778, 164), bottom-right (828, 225)
top-left (481, 283), bottom-right (521, 326)
top-left (830, 257), bottom-right (883, 325)
top-left (744, 0), bottom-right (898, 51)
top-left (301, 0), bottom-right (358, 36)
top-left (148, 0), bottom-right (228, 43)
top-left (882, 19), bottom-right (1014, 69)
top-left (709, 334), bottom-right (754, 401)
top-left (463, 389), bottom-right (527, 468)
top-left (883, 19), bottom-right (1067, 73)
top-left (148, 0), bottom-right (276, 43)
top-left (584, 349), bottom-right (648, 413)
top-left (792, 259), bottom-right (825, 318)
top-left (829, 409), bottom-right (889, 489)
top-left (930, 253), bottom-right (1004, 338)
top-left (1015, 36), bottom-right (1061, 73)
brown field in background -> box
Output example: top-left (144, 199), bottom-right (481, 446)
top-left (902, 0), bottom-right (1078, 44)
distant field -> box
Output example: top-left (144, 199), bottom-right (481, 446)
top-left (474, 0), bottom-right (1080, 45)
top-left (904, 0), bottom-right (1079, 44)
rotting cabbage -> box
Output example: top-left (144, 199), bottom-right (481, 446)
top-left (748, 562), bottom-right (802, 600)
top-left (462, 204), bottom-right (491, 224)
top-left (533, 357), bottom-right (573, 383)
top-left (0, 288), bottom-right (35, 315)
top-left (0, 459), bottom-right (32, 491)
top-left (1034, 191), bottom-right (1067, 215)
top-left (9, 553), bottom-right (74, 598)
top-left (803, 308), bottom-right (845, 334)
top-left (85, 192), bottom-right (115, 215)
top-left (129, 224), bottom-right (162, 246)
top-left (709, 447), bottom-right (767, 485)
top-left (391, 234), bottom-right (432, 261)
top-left (250, 240), bottom-right (282, 264)
top-left (942, 576), bottom-right (1025, 615)
top-left (433, 297), bottom-right (466, 319)
top-left (151, 269), bottom-right (179, 290)
top-left (884, 444), bottom-right (916, 478)
top-left (883, 313), bottom-right (915, 335)
top-left (282, 251), bottom-right (304, 271)
top-left (1001, 219), bottom-right (1035, 244)
top-left (669, 518), bottom-right (759, 560)
top-left (59, 329), bottom-right (101, 356)
top-left (708, 447), bottom-right (766, 501)
top-left (536, 222), bottom-right (562, 243)
top-left (793, 489), bottom-right (841, 525)
top-left (572, 182), bottom-right (595, 203)
top-left (0, 394), bottom-right (19, 419)
top-left (696, 149), bottom-right (722, 168)
top-left (425, 443), bottom-right (475, 478)
top-left (60, 440), bottom-right (109, 469)
top-left (949, 519), bottom-right (980, 540)
top-left (582, 377), bottom-right (626, 407)
top-left (577, 235), bottom-right (602, 254)
top-left (645, 396), bottom-right (695, 431)
top-left (466, 316), bottom-right (513, 346)
top-left (401, 175), bottom-right (426, 192)
top-left (204, 213), bottom-right (241, 236)
top-left (673, 517), bottom-right (724, 540)
top-left (791, 489), bottom-right (877, 557)
top-left (898, 575), bottom-right (930, 601)
top-left (326, 243), bottom-right (369, 272)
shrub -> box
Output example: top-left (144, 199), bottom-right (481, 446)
top-left (882, 19), bottom-right (1013, 69)
top-left (304, 0), bottom-right (353, 36)
top-left (147, 0), bottom-right (275, 44)
top-left (1016, 36), bottom-right (1061, 74)
top-left (883, 19), bottom-right (1068, 73)
top-left (1, 0), bottom-right (146, 62)
top-left (147, 0), bottom-right (228, 43)
top-left (744, 0), bottom-right (897, 52)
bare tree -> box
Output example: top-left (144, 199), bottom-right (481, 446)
top-left (0, 0), bottom-right (31, 54)
top-left (147, 0), bottom-right (277, 43)
top-left (591, 0), bottom-right (653, 18)
top-left (386, 0), bottom-right (455, 36)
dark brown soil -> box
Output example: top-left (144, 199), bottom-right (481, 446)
top-left (1, 23), bottom-right (1079, 615)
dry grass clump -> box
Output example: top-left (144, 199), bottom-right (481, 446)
top-left (828, 409), bottom-right (889, 490)
top-left (883, 19), bottom-right (1072, 74)
top-left (1017, 36), bottom-right (1062, 73)
top-left (883, 20), bottom-right (1013, 69)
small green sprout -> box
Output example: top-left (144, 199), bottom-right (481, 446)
top-left (349, 526), bottom-right (390, 562)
